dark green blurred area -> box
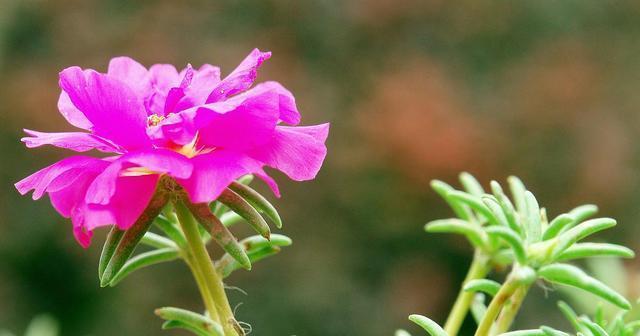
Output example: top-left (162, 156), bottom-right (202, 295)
top-left (2, 0), bottom-right (640, 335)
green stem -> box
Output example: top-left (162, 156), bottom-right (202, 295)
top-left (490, 284), bottom-right (531, 335)
top-left (474, 274), bottom-right (520, 336)
top-left (444, 252), bottom-right (491, 335)
top-left (183, 251), bottom-right (220, 323)
top-left (175, 200), bottom-right (241, 336)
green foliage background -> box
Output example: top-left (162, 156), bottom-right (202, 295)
top-left (1, 0), bottom-right (640, 335)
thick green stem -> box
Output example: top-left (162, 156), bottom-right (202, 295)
top-left (490, 284), bottom-right (531, 335)
top-left (183, 251), bottom-right (220, 323)
top-left (175, 200), bottom-right (241, 336)
top-left (474, 275), bottom-right (520, 336)
top-left (444, 252), bottom-right (491, 335)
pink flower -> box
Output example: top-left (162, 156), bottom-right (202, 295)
top-left (15, 49), bottom-right (329, 248)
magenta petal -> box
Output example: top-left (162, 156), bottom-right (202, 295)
top-left (15, 156), bottom-right (109, 200)
top-left (164, 64), bottom-right (194, 114)
top-left (249, 123), bottom-right (330, 181)
top-left (58, 92), bottom-right (93, 130)
top-left (235, 81), bottom-right (301, 125)
top-left (197, 90), bottom-right (280, 150)
top-left (49, 168), bottom-right (101, 218)
top-left (107, 56), bottom-right (151, 97)
top-left (254, 168), bottom-right (281, 198)
top-left (85, 149), bottom-right (193, 205)
top-left (22, 129), bottom-right (123, 153)
top-left (147, 64), bottom-right (181, 116)
top-left (177, 150), bottom-right (261, 203)
top-left (174, 64), bottom-right (221, 111)
top-left (206, 49), bottom-right (271, 103)
top-left (59, 67), bottom-right (151, 150)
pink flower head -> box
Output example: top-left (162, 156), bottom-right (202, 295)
top-left (16, 49), bottom-right (329, 248)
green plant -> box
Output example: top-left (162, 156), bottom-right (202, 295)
top-left (399, 173), bottom-right (635, 336)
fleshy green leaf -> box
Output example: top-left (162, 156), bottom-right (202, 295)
top-left (552, 218), bottom-right (617, 257)
top-left (431, 180), bottom-right (471, 221)
top-left (162, 320), bottom-right (210, 336)
top-left (425, 219), bottom-right (488, 249)
top-left (557, 301), bottom-right (583, 332)
top-left (540, 326), bottom-right (571, 336)
top-left (486, 226), bottom-right (527, 264)
top-left (395, 330), bottom-right (412, 336)
top-left (24, 315), bottom-right (58, 336)
top-left (447, 191), bottom-right (498, 226)
top-left (499, 330), bottom-right (546, 336)
top-left (219, 188), bottom-right (270, 239)
top-left (507, 176), bottom-right (527, 216)
top-left (463, 279), bottom-right (501, 297)
top-left (525, 191), bottom-right (541, 243)
top-left (538, 264), bottom-right (631, 309)
top-left (154, 215), bottom-right (188, 248)
top-left (219, 212), bottom-right (244, 228)
top-left (98, 227), bottom-right (125, 279)
top-left (543, 214), bottom-right (575, 241)
top-left (216, 234), bottom-right (292, 278)
top-left (229, 181), bottom-right (282, 229)
top-left (408, 315), bottom-right (447, 336)
top-left (556, 243), bottom-right (634, 261)
top-left (155, 307), bottom-right (223, 336)
top-left (482, 195), bottom-right (509, 227)
top-left (141, 232), bottom-right (178, 249)
top-left (490, 181), bottom-right (521, 236)
top-left (470, 293), bottom-right (487, 325)
top-left (109, 248), bottom-right (180, 286)
top-left (459, 172), bottom-right (485, 197)
top-left (578, 317), bottom-right (607, 336)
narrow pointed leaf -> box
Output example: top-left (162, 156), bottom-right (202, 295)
top-left (408, 315), bottom-right (447, 336)
top-left (538, 264), bottom-right (631, 309)
top-left (219, 188), bottom-right (270, 239)
top-left (470, 293), bottom-right (487, 324)
top-left (395, 330), bottom-right (412, 336)
top-left (183, 200), bottom-right (251, 270)
top-left (217, 246), bottom-right (282, 278)
top-left (219, 212), bottom-right (244, 228)
top-left (552, 218), bottom-right (616, 257)
top-left (525, 191), bottom-right (542, 243)
top-left (237, 174), bottom-right (254, 185)
top-left (109, 247), bottom-right (180, 286)
top-left (568, 204), bottom-right (599, 225)
top-left (463, 279), bottom-right (501, 296)
top-left (431, 180), bottom-right (471, 221)
top-left (155, 307), bottom-right (223, 336)
top-left (540, 326), bottom-right (571, 336)
top-left (507, 176), bottom-right (527, 216)
top-left (141, 232), bottom-right (178, 249)
top-left (154, 215), bottom-right (188, 248)
top-left (578, 317), bottom-right (607, 336)
top-left (162, 320), bottom-right (210, 336)
top-left (486, 226), bottom-right (527, 264)
top-left (500, 330), bottom-right (546, 336)
top-left (229, 181), bottom-right (282, 228)
top-left (447, 191), bottom-right (498, 225)
top-left (543, 214), bottom-right (575, 241)
top-left (557, 301), bottom-right (583, 332)
top-left (425, 219), bottom-right (488, 249)
top-left (459, 172), bottom-right (485, 197)
top-left (491, 181), bottom-right (522, 236)
top-left (101, 191), bottom-right (168, 286)
top-left (98, 226), bottom-right (124, 279)
top-left (556, 243), bottom-right (634, 261)
top-left (482, 195), bottom-right (509, 227)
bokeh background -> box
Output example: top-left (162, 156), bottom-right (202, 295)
top-left (2, 0), bottom-right (640, 335)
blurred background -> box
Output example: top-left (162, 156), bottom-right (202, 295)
top-left (2, 0), bottom-right (640, 335)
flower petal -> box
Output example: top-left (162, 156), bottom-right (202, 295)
top-left (59, 66), bottom-right (151, 150)
top-left (58, 92), bottom-right (93, 130)
top-left (177, 150), bottom-right (261, 203)
top-left (107, 56), bottom-right (151, 97)
top-left (147, 64), bottom-right (181, 116)
top-left (15, 156), bottom-right (109, 200)
top-left (254, 168), bottom-right (281, 198)
top-left (206, 49), bottom-right (271, 103)
top-left (85, 149), bottom-right (193, 205)
top-left (21, 129), bottom-right (123, 153)
top-left (234, 81), bottom-right (300, 125)
top-left (164, 64), bottom-right (194, 114)
top-left (173, 64), bottom-right (221, 111)
top-left (249, 123), bottom-right (330, 181)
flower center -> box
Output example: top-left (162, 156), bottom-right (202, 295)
top-left (147, 114), bottom-right (166, 127)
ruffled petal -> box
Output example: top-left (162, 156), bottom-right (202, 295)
top-left (176, 150), bottom-right (261, 203)
top-left (163, 64), bottom-right (194, 114)
top-left (254, 168), bottom-right (281, 198)
top-left (57, 92), bottom-right (93, 130)
top-left (147, 64), bottom-right (181, 116)
top-left (107, 56), bottom-right (151, 97)
top-left (234, 81), bottom-right (300, 125)
top-left (85, 149), bottom-right (193, 205)
top-left (15, 156), bottom-right (109, 200)
top-left (173, 64), bottom-right (221, 111)
top-left (249, 123), bottom-right (329, 181)
top-left (206, 49), bottom-right (271, 103)
top-left (59, 67), bottom-right (151, 150)
top-left (21, 129), bottom-right (123, 153)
